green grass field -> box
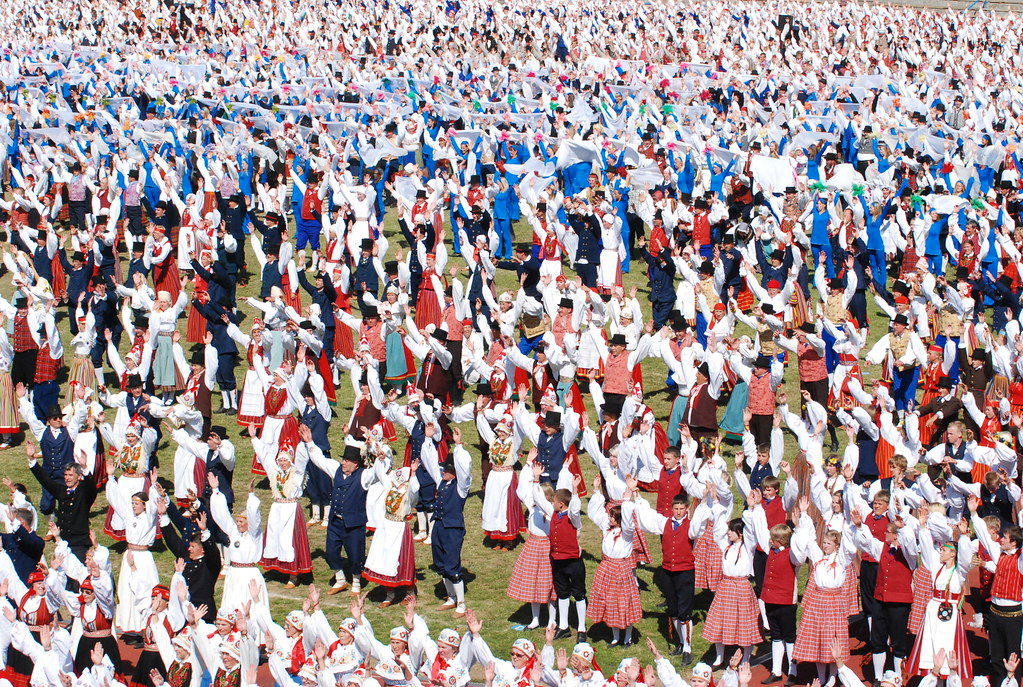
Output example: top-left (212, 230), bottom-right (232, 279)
top-left (3, 209), bottom-right (890, 678)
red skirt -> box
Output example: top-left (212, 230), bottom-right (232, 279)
top-left (793, 584), bottom-right (850, 663)
top-left (51, 254), bottom-right (67, 297)
top-left (694, 528), bottom-right (722, 591)
top-left (586, 556), bottom-right (643, 629)
top-left (876, 436), bottom-right (895, 480)
top-left (316, 352), bottom-right (337, 404)
top-left (0, 666), bottom-right (32, 687)
top-left (842, 562), bottom-right (858, 615)
top-left (260, 507), bottom-right (313, 575)
top-left (186, 304), bottom-right (207, 344)
top-left (908, 566), bottom-right (933, 634)
top-left (485, 473), bottom-right (527, 541)
top-left (507, 534), bottom-right (555, 604)
top-left (363, 525), bottom-right (416, 587)
top-left (414, 286), bottom-right (442, 330)
top-left (153, 259), bottom-right (181, 302)
top-left (702, 575), bottom-right (763, 646)
top-left (336, 325), bottom-right (355, 360)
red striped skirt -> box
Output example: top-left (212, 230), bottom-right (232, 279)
top-left (701, 576), bottom-right (763, 646)
top-left (507, 534), bottom-right (555, 603)
top-left (186, 304), bottom-right (207, 344)
top-left (260, 508), bottom-right (313, 575)
top-left (793, 584), bottom-right (850, 663)
top-left (414, 287), bottom-right (442, 331)
top-left (908, 566), bottom-right (933, 634)
top-left (363, 525), bottom-right (416, 587)
top-left (586, 556), bottom-right (643, 629)
top-left (486, 473), bottom-right (527, 541)
top-left (694, 528), bottom-right (722, 591)
top-left (876, 437), bottom-right (895, 480)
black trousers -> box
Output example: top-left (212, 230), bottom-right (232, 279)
top-left (551, 556), bottom-right (587, 601)
top-left (658, 568), bottom-right (695, 623)
top-left (859, 561), bottom-right (881, 624)
top-left (752, 548), bottom-right (768, 595)
top-left (11, 349), bottom-right (38, 387)
top-left (869, 600), bottom-right (911, 657)
top-left (765, 603), bottom-right (797, 642)
top-left (749, 413), bottom-right (774, 446)
top-left (800, 378), bottom-right (829, 407)
top-left (987, 605), bottom-right (1023, 687)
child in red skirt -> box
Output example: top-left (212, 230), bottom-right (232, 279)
top-left (506, 465), bottom-right (557, 629)
top-left (792, 496), bottom-right (858, 687)
top-left (585, 478), bottom-right (641, 646)
top-left (702, 510), bottom-right (762, 666)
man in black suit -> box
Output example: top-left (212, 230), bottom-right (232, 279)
top-left (157, 496), bottom-right (222, 623)
top-left (27, 454), bottom-right (97, 562)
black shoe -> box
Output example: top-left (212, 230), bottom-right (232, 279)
top-left (669, 645), bottom-right (684, 656)
top-left (785, 677), bottom-right (798, 686)
top-left (762, 675), bottom-right (783, 685)
top-left (680, 652), bottom-right (692, 667)
top-left (577, 631), bottom-right (587, 643)
top-left (553, 628), bottom-right (572, 640)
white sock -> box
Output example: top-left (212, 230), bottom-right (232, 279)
top-left (229, 389), bottom-right (238, 409)
top-left (558, 599), bottom-right (570, 630)
top-left (547, 602), bottom-right (557, 626)
top-left (893, 657), bottom-right (903, 675)
top-left (453, 580), bottom-right (465, 604)
top-left (771, 641), bottom-right (784, 676)
top-left (714, 642), bottom-right (725, 665)
top-left (442, 578), bottom-right (455, 601)
top-left (624, 626), bottom-right (632, 644)
top-left (352, 577), bottom-right (361, 592)
top-left (94, 367), bottom-right (105, 383)
top-left (416, 512), bottom-right (427, 535)
top-left (222, 390), bottom-right (229, 407)
top-left (785, 642), bottom-right (796, 674)
top-left (872, 653), bottom-right (885, 680)
top-left (529, 603), bottom-right (541, 626)
top-left (322, 506), bottom-right (331, 521)
top-left (612, 628), bottom-right (620, 643)
top-left (574, 600), bottom-right (586, 631)
top-left (334, 570), bottom-right (346, 586)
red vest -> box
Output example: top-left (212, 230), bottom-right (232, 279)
top-left (862, 514), bottom-right (889, 564)
top-left (13, 311), bottom-right (37, 353)
top-left (443, 305), bottom-right (463, 342)
top-left (747, 371), bottom-right (776, 415)
top-left (693, 213), bottom-right (711, 245)
top-left (655, 468), bottom-right (683, 516)
top-left (360, 320), bottom-right (387, 361)
top-left (549, 511), bottom-right (581, 560)
top-left (661, 518), bottom-right (695, 571)
top-left (603, 352), bottom-right (631, 395)
top-left (763, 497), bottom-right (786, 528)
top-left (797, 341), bottom-right (828, 382)
top-left (761, 548), bottom-right (798, 605)
top-left (80, 603), bottom-right (113, 633)
top-left (991, 551), bottom-right (1023, 602)
top-left (874, 545), bottom-right (914, 603)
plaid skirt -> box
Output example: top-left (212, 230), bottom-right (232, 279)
top-left (507, 534), bottom-right (556, 603)
top-left (908, 566), bottom-right (934, 634)
top-left (701, 576), bottom-right (763, 646)
top-left (694, 528), bottom-right (723, 591)
top-left (793, 584), bottom-right (850, 663)
top-left (586, 556), bottom-right (643, 629)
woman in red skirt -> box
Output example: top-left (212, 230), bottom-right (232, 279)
top-left (792, 497), bottom-right (859, 687)
top-left (506, 466), bottom-right (557, 629)
top-left (691, 492), bottom-right (727, 593)
top-left (702, 512), bottom-right (762, 666)
top-left (585, 480), bottom-right (642, 646)
top-left (414, 253), bottom-right (444, 331)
